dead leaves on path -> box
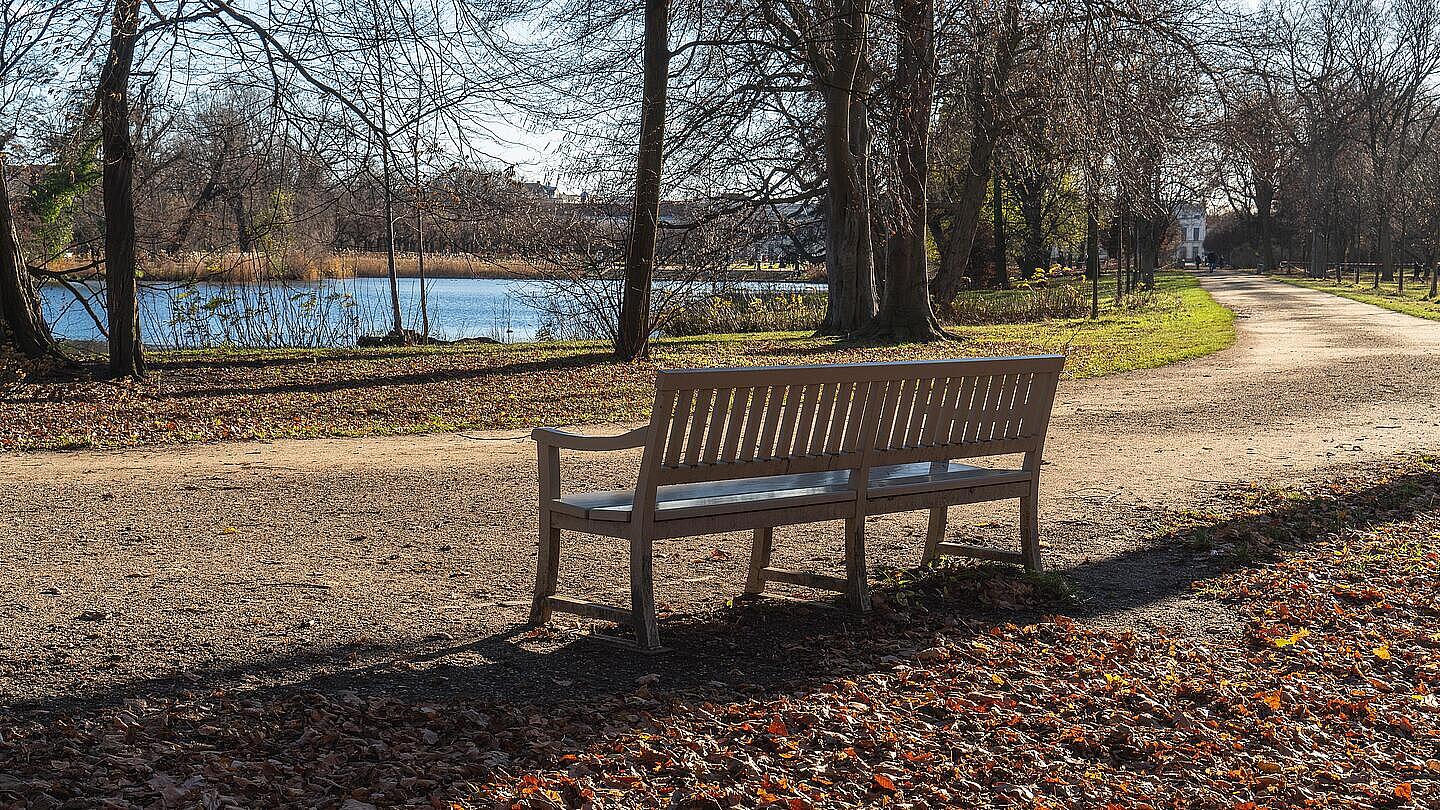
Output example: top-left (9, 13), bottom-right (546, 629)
top-left (2, 465), bottom-right (1438, 809)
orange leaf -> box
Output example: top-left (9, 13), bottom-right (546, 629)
top-left (872, 773), bottom-right (896, 792)
top-left (1394, 783), bottom-right (1412, 801)
top-left (766, 718), bottom-right (789, 736)
top-left (1274, 629), bottom-right (1310, 648)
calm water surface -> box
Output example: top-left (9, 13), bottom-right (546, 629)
top-left (41, 276), bottom-right (822, 347)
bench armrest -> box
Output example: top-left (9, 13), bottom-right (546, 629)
top-left (532, 426), bottom-right (649, 452)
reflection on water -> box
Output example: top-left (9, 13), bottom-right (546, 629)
top-left (41, 276), bottom-right (823, 348)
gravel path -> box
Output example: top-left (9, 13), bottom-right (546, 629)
top-left (4, 269), bottom-right (1439, 711)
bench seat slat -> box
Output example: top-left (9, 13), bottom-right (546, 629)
top-left (550, 461), bottom-right (1030, 523)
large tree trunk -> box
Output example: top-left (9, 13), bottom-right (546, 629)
top-left (615, 0), bottom-right (669, 361)
top-left (853, 0), bottom-right (944, 341)
top-left (816, 0), bottom-right (877, 335)
top-left (817, 85), bottom-right (878, 334)
top-left (0, 156), bottom-right (55, 358)
top-left (100, 0), bottom-right (145, 377)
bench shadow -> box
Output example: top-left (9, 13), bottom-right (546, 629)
top-left (4, 577), bottom-right (1049, 723)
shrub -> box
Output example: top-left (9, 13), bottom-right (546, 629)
top-left (664, 290), bottom-right (827, 336)
top-left (941, 284), bottom-right (1090, 325)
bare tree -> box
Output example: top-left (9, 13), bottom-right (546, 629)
top-left (615, 0), bottom-right (671, 361)
top-left (98, 0), bottom-right (146, 376)
top-left (0, 0), bottom-right (89, 358)
top-left (854, 0), bottom-right (946, 340)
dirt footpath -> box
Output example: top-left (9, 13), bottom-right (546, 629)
top-left (4, 270), bottom-right (1440, 710)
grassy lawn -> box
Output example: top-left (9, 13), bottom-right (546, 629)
top-left (1, 271), bottom-right (1233, 451)
top-left (1277, 274), bottom-right (1440, 321)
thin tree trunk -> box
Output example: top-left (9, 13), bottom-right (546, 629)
top-left (414, 144), bottom-right (429, 341)
top-left (1086, 200), bottom-right (1099, 319)
top-left (376, 74), bottom-right (403, 338)
top-left (616, 0), bottom-right (669, 361)
top-left (1254, 177), bottom-right (1276, 274)
top-left (991, 170), bottom-right (1007, 289)
top-left (930, 81), bottom-right (994, 309)
top-left (100, 0), bottom-right (144, 377)
top-left (1127, 223), bottom-right (1137, 294)
top-left (1114, 210), bottom-right (1124, 302)
top-left (854, 0), bottom-right (943, 341)
top-left (1308, 226), bottom-right (1327, 281)
top-left (0, 155), bottom-right (55, 358)
top-left (1379, 208), bottom-right (1395, 284)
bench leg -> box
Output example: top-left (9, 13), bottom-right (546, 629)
top-left (529, 512), bottom-right (561, 625)
top-left (1020, 495), bottom-right (1042, 573)
top-left (744, 527), bottom-right (775, 595)
top-left (922, 506), bottom-right (946, 564)
top-left (844, 517), bottom-right (872, 612)
top-left (629, 533), bottom-right (662, 650)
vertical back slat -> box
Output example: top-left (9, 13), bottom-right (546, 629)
top-left (757, 385), bottom-right (786, 459)
top-left (646, 388), bottom-right (678, 471)
top-left (720, 387), bottom-right (750, 462)
top-left (663, 389), bottom-right (694, 467)
top-left (874, 380), bottom-right (904, 452)
top-left (888, 378), bottom-right (919, 448)
top-left (1000, 373), bottom-right (1025, 438)
top-left (823, 382), bottom-right (854, 454)
top-left (807, 383), bottom-right (838, 455)
top-left (903, 377), bottom-right (937, 448)
top-left (702, 388), bottom-right (732, 464)
top-left (840, 381), bottom-right (872, 452)
top-left (922, 377), bottom-right (956, 447)
top-left (684, 388), bottom-right (714, 465)
top-left (791, 383), bottom-right (823, 456)
top-left (739, 386), bottom-right (769, 460)
top-left (774, 385), bottom-right (805, 459)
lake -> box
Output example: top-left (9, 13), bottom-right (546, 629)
top-left (41, 276), bottom-right (824, 348)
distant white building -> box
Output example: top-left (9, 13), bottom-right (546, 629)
top-left (1175, 204), bottom-right (1207, 262)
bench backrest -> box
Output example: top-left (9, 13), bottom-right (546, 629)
top-left (640, 355), bottom-right (1064, 487)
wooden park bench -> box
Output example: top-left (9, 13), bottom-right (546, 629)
top-left (529, 355), bottom-right (1064, 649)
